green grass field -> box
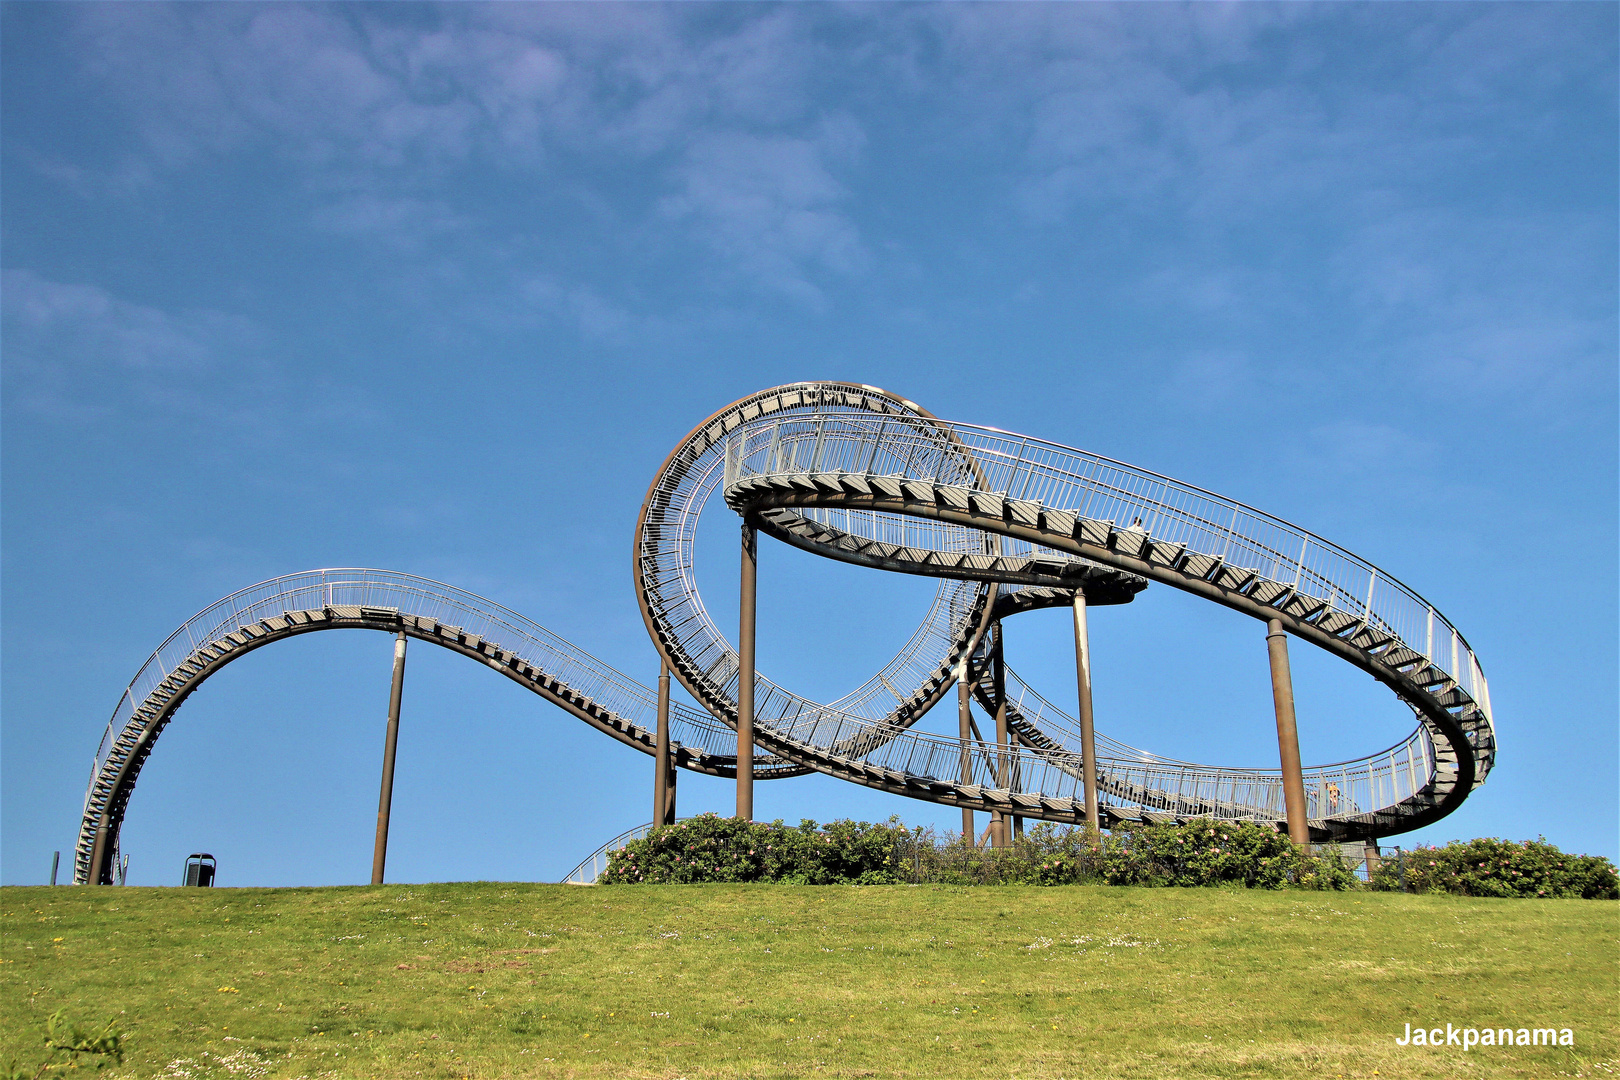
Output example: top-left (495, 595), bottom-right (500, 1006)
top-left (2, 883), bottom-right (1614, 1079)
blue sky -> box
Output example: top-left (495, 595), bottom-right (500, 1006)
top-left (3, 3), bottom-right (1614, 887)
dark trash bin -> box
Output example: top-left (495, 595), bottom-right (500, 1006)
top-left (183, 853), bottom-right (216, 887)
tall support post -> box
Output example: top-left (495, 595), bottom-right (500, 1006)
top-left (1011, 729), bottom-right (1024, 842)
top-left (90, 822), bottom-right (109, 885)
top-left (992, 627), bottom-right (1010, 849)
top-left (1072, 590), bottom-right (1100, 834)
top-left (1266, 618), bottom-right (1310, 847)
top-left (957, 660), bottom-right (974, 841)
top-left (50, 851), bottom-right (60, 887)
top-left (655, 663), bottom-right (675, 826)
top-left (736, 519), bottom-right (757, 821)
top-left (371, 631), bottom-right (408, 885)
top-left (664, 750), bottom-right (678, 825)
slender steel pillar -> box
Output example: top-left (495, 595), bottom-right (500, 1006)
top-left (957, 660), bottom-right (974, 840)
top-left (1266, 618), bottom-right (1310, 846)
top-left (1072, 591), bottom-right (1100, 833)
top-left (736, 519), bottom-right (757, 821)
top-left (50, 851), bottom-right (59, 887)
top-left (371, 631), bottom-right (407, 885)
top-left (664, 754), bottom-right (678, 825)
top-left (992, 628), bottom-right (1010, 849)
top-left (1011, 729), bottom-right (1024, 842)
top-left (655, 663), bottom-right (675, 826)
top-left (90, 822), bottom-right (110, 885)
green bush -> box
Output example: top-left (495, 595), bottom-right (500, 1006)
top-left (1098, 819), bottom-right (1360, 890)
top-left (602, 816), bottom-right (1614, 898)
top-left (898, 819), bottom-right (1357, 890)
top-left (604, 815), bottom-right (1357, 889)
top-left (601, 814), bottom-right (913, 885)
top-left (1370, 837), bottom-right (1618, 899)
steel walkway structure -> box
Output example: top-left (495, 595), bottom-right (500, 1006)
top-left (74, 382), bottom-right (1494, 884)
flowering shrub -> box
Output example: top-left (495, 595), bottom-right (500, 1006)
top-left (601, 814), bottom-right (912, 885)
top-left (604, 815), bottom-right (1353, 889)
top-left (1096, 819), bottom-right (1359, 890)
top-left (1369, 837), bottom-right (1618, 899)
top-left (900, 820), bottom-right (1355, 889)
top-left (602, 817), bottom-right (1615, 897)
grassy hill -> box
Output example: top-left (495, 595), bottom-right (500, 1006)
top-left (2, 882), bottom-right (1614, 1078)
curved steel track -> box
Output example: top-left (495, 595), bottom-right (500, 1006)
top-left (75, 383), bottom-right (1494, 883)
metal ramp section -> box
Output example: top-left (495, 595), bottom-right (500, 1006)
top-left (558, 819), bottom-right (710, 885)
top-left (73, 570), bottom-right (803, 885)
top-left (964, 642), bottom-right (1431, 831)
top-left (703, 392), bottom-right (1492, 841)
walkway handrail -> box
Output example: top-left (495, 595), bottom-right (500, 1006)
top-left (559, 820), bottom-right (680, 884)
top-left (85, 570), bottom-right (752, 815)
top-left (701, 394), bottom-right (1494, 840)
top-left (74, 570), bottom-right (801, 884)
top-left (726, 414), bottom-right (1490, 729)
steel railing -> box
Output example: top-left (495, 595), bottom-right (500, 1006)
top-left (636, 388), bottom-right (994, 744)
top-left (559, 820), bottom-right (677, 884)
top-left (77, 570), bottom-right (792, 883)
top-left (722, 413), bottom-right (1491, 728)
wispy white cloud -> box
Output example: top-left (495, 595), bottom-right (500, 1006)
top-left (517, 275), bottom-right (638, 343)
top-left (309, 193), bottom-right (466, 248)
top-left (62, 4), bottom-right (864, 301)
top-left (1328, 204), bottom-right (1615, 411)
top-left (42, 4), bottom-right (1614, 361)
top-left (0, 270), bottom-right (387, 440)
top-left (2, 270), bottom-right (258, 421)
top-left (661, 122), bottom-right (866, 303)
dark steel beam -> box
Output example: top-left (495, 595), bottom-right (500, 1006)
top-left (371, 631), bottom-right (407, 885)
top-left (957, 660), bottom-right (973, 841)
top-left (1267, 618), bottom-right (1310, 846)
top-left (665, 754), bottom-right (677, 826)
top-left (992, 626), bottom-right (1009, 849)
top-left (737, 519), bottom-right (757, 820)
top-left (655, 663), bottom-right (672, 826)
top-left (1073, 591), bottom-right (1100, 833)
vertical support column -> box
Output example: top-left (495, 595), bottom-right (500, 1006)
top-left (1011, 728), bottom-right (1024, 842)
top-left (665, 753), bottom-right (678, 825)
top-left (50, 851), bottom-right (60, 887)
top-left (655, 663), bottom-right (674, 826)
top-left (992, 627), bottom-right (1010, 849)
top-left (736, 519), bottom-right (757, 822)
top-left (957, 660), bottom-right (974, 841)
top-left (1073, 590), bottom-right (1100, 834)
top-left (372, 631), bottom-right (408, 885)
top-left (91, 822), bottom-right (110, 885)
top-left (1266, 618), bottom-right (1310, 847)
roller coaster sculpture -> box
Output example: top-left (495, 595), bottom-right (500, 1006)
top-left (74, 383), bottom-right (1495, 884)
